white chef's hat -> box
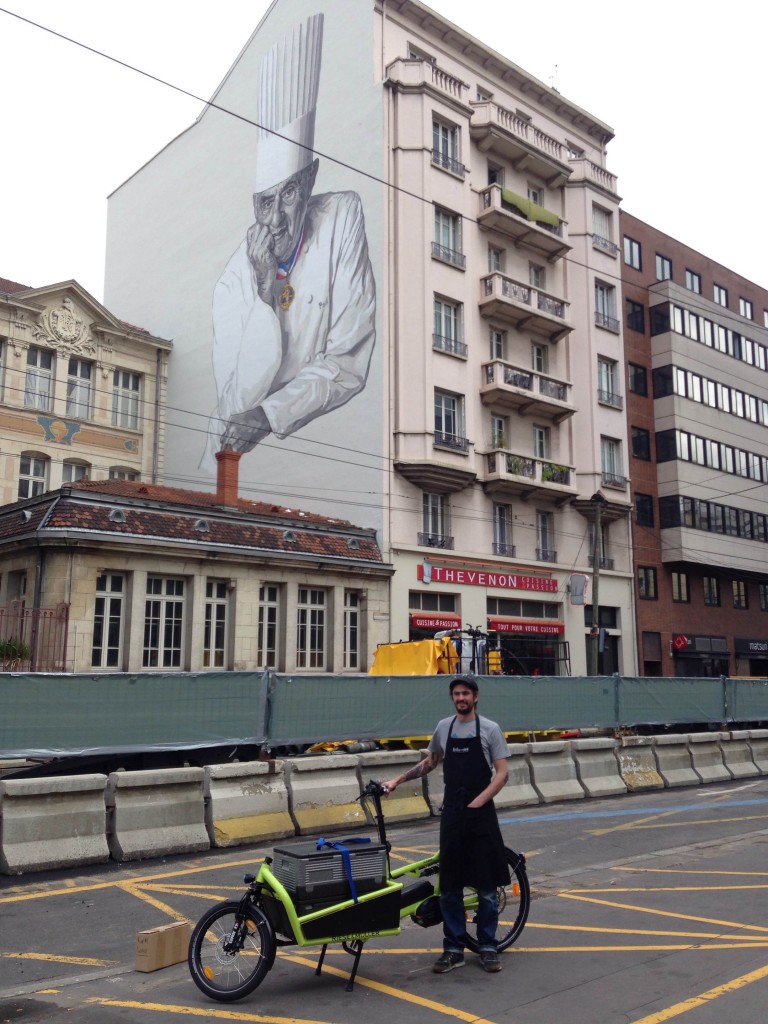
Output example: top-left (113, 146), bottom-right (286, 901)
top-left (254, 13), bottom-right (324, 193)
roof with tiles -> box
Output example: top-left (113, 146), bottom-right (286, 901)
top-left (0, 277), bottom-right (32, 293)
top-left (0, 480), bottom-right (385, 566)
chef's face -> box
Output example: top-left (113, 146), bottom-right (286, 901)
top-left (451, 684), bottom-right (478, 715)
top-left (253, 159), bottom-right (318, 263)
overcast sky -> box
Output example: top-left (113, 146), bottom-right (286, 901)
top-left (2, 0), bottom-right (765, 301)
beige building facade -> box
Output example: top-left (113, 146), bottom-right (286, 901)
top-left (0, 277), bottom-right (171, 508)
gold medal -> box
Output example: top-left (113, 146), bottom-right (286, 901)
top-left (278, 283), bottom-right (295, 310)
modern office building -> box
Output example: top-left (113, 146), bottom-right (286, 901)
top-left (621, 211), bottom-right (768, 677)
top-left (105, 0), bottom-right (636, 675)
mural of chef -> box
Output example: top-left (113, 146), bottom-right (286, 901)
top-left (210, 12), bottom-right (376, 455)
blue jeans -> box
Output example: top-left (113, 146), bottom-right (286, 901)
top-left (440, 889), bottom-right (499, 954)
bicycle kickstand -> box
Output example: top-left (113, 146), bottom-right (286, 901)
top-left (342, 939), bottom-right (365, 992)
top-left (315, 944), bottom-right (328, 976)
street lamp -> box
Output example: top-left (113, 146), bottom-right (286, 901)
top-left (589, 491), bottom-right (608, 676)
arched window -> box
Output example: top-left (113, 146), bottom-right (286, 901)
top-left (62, 460), bottom-right (91, 484)
top-left (109, 466), bottom-right (139, 481)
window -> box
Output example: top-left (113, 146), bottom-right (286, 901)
top-left (143, 577), bottom-right (185, 668)
top-left (433, 207), bottom-right (463, 267)
top-left (626, 299), bottom-right (645, 333)
top-left (533, 425), bottom-right (550, 459)
top-left (476, 86), bottom-right (492, 102)
top-left (24, 347), bottom-right (54, 411)
top-left (764, 309), bottom-right (768, 329)
top-left (638, 567), bottom-right (657, 600)
top-left (592, 206), bottom-right (614, 251)
top-left (489, 328), bottom-right (506, 360)
top-left (531, 343), bottom-right (548, 374)
top-left (631, 427), bottom-right (651, 460)
top-left (493, 503), bottom-right (514, 556)
top-left (760, 583), bottom-right (768, 612)
top-left (434, 390), bottom-right (465, 448)
top-left (488, 246), bottom-right (504, 273)
top-left (18, 453), bottom-right (48, 498)
top-left (490, 414), bottom-right (508, 448)
top-left (600, 436), bottom-right (623, 485)
top-left (203, 580), bottom-right (229, 668)
top-left (740, 297), bottom-right (754, 320)
top-left (296, 587), bottom-right (327, 669)
top-left (714, 283), bottom-right (728, 307)
top-left (628, 363), bottom-right (648, 396)
top-left (732, 580), bottom-right (748, 609)
top-left (635, 493), bottom-right (654, 527)
top-left (109, 467), bottom-right (140, 481)
top-left (655, 253), bottom-right (672, 281)
top-left (529, 263), bottom-right (545, 290)
top-left (703, 576), bottom-right (720, 607)
top-left (597, 358), bottom-right (621, 406)
top-left (685, 269), bottom-right (702, 294)
top-left (257, 584), bottom-right (281, 668)
top-left (66, 358), bottom-right (92, 418)
top-left (536, 511), bottom-right (555, 562)
top-left (433, 297), bottom-right (464, 356)
top-left (432, 118), bottom-right (463, 176)
top-left (422, 492), bottom-right (451, 546)
top-left (623, 236), bottom-right (641, 270)
top-left (112, 370), bottom-right (141, 429)
top-left (527, 184), bottom-right (543, 205)
top-left (91, 573), bottom-right (125, 669)
top-left (595, 282), bottom-right (618, 330)
top-left (343, 591), bottom-right (361, 670)
top-left (62, 460), bottom-right (89, 483)
top-left (410, 590), bottom-right (457, 612)
top-left (487, 163), bottom-right (504, 186)
top-left (671, 571), bottom-right (689, 603)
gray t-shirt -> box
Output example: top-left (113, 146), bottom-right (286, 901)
top-left (428, 714), bottom-right (509, 768)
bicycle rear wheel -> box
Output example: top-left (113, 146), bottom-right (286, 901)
top-left (463, 848), bottom-right (530, 953)
top-left (188, 900), bottom-right (276, 1001)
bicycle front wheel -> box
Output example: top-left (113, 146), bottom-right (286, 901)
top-left (188, 900), bottom-right (276, 1002)
top-left (463, 848), bottom-right (530, 953)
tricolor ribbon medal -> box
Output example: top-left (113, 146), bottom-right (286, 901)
top-left (276, 225), bottom-right (305, 310)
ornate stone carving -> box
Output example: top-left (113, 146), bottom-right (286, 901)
top-left (33, 296), bottom-right (95, 354)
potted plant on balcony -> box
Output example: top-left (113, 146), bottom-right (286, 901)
top-left (541, 462), bottom-right (569, 483)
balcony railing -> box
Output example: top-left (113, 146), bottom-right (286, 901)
top-left (481, 275), bottom-right (570, 335)
top-left (597, 388), bottom-right (623, 409)
top-left (592, 234), bottom-right (619, 256)
top-left (385, 58), bottom-right (468, 101)
top-left (431, 241), bottom-right (466, 269)
top-left (432, 148), bottom-right (466, 177)
top-left (433, 334), bottom-right (468, 358)
top-left (536, 548), bottom-right (558, 563)
top-left (595, 311), bottom-right (621, 332)
top-left (568, 157), bottom-right (619, 197)
top-left (493, 541), bottom-right (516, 557)
top-left (540, 377), bottom-right (568, 402)
top-left (434, 431), bottom-right (470, 452)
top-left (601, 471), bottom-right (628, 490)
top-left (482, 360), bottom-right (573, 414)
top-left (588, 554), bottom-right (616, 570)
top-left (418, 532), bottom-right (454, 549)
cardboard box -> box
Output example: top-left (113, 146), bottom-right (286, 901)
top-left (135, 921), bottom-right (192, 973)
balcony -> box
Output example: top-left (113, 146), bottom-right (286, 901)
top-left (588, 554), bottom-right (616, 570)
top-left (385, 58), bottom-right (470, 105)
top-left (493, 541), bottom-right (516, 557)
top-left (394, 431), bottom-right (476, 493)
top-left (477, 186), bottom-right (571, 261)
top-left (600, 471), bottom-right (628, 492)
top-left (480, 273), bottom-right (572, 341)
top-left (482, 450), bottom-right (578, 503)
top-left (418, 532), bottom-right (454, 550)
top-left (432, 148), bottom-right (466, 178)
top-left (434, 431), bottom-right (469, 453)
top-left (433, 334), bottom-right (468, 358)
top-left (567, 158), bottom-right (620, 200)
top-left (481, 360), bottom-right (575, 422)
top-left (536, 548), bottom-right (558, 563)
top-left (592, 234), bottom-right (619, 257)
top-left (595, 311), bottom-right (621, 333)
top-left (470, 101), bottom-right (572, 185)
top-left (431, 241), bottom-right (466, 269)
top-left (596, 388), bottom-right (623, 410)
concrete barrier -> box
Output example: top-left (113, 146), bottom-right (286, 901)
top-left (496, 744), bottom-right (540, 809)
top-left (106, 767), bottom-right (209, 862)
top-left (617, 736), bottom-right (664, 791)
top-left (687, 732), bottom-right (732, 783)
top-left (285, 754), bottom-right (366, 835)
top-left (526, 740), bottom-right (585, 803)
top-left (0, 774), bottom-right (108, 874)
top-left (652, 735), bottom-right (699, 788)
top-left (204, 760), bottom-right (294, 847)
top-left (747, 729), bottom-right (768, 773)
top-left (719, 731), bottom-right (760, 779)
top-left (570, 737), bottom-right (627, 798)
top-left (358, 749), bottom-right (431, 822)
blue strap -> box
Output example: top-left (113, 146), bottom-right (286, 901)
top-left (315, 836), bottom-right (371, 904)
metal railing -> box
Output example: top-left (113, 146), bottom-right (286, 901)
top-left (592, 234), bottom-right (619, 255)
top-left (432, 148), bottom-right (465, 177)
top-left (418, 532), bottom-right (455, 549)
top-left (595, 311), bottom-right (621, 332)
top-left (588, 555), bottom-right (616, 570)
top-left (493, 541), bottom-right (516, 557)
top-left (597, 388), bottom-right (624, 409)
top-left (431, 241), bottom-right (466, 268)
top-left (536, 548), bottom-right (558, 562)
top-left (433, 334), bottom-right (468, 358)
top-left (0, 602), bottom-right (69, 672)
top-left (434, 431), bottom-right (470, 452)
top-left (601, 471), bottom-right (628, 489)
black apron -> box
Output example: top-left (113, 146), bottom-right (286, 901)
top-left (439, 715), bottom-right (510, 891)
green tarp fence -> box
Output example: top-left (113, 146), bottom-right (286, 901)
top-left (2, 672), bottom-right (767, 758)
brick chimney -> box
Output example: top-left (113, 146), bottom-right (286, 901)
top-left (215, 449), bottom-right (242, 506)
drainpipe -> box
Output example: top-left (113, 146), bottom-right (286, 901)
top-left (152, 347), bottom-right (163, 484)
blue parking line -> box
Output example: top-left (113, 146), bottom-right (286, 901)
top-left (499, 795), bottom-right (768, 826)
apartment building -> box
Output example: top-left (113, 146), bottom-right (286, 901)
top-left (621, 211), bottom-right (768, 677)
top-left (104, 0), bottom-right (636, 675)
top-left (0, 276), bottom-right (171, 508)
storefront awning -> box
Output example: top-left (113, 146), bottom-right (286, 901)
top-left (488, 618), bottom-right (564, 635)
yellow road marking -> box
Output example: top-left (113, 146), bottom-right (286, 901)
top-left (509, 944), bottom-right (768, 952)
top-left (89, 999), bottom-right (340, 1023)
top-left (620, 866), bottom-right (768, 877)
top-left (569, 884), bottom-right (768, 893)
top-left (1, 952), bottom-right (116, 966)
top-left (588, 809), bottom-right (678, 837)
top-left (558, 892), bottom-right (768, 934)
top-left (529, 921), bottom-right (768, 940)
top-left (590, 813), bottom-right (768, 835)
top-left (118, 882), bottom-right (192, 924)
top-left (137, 883), bottom-right (234, 901)
top-left (283, 951), bottom-right (499, 1023)
top-left (629, 961), bottom-right (768, 1023)
top-left (35, 989), bottom-right (60, 993)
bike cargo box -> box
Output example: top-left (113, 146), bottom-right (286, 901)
top-left (271, 840), bottom-right (388, 901)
